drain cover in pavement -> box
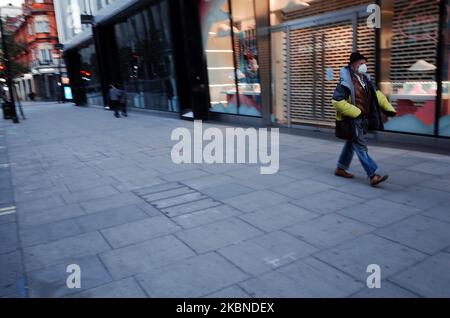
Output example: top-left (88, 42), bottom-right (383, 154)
top-left (133, 182), bottom-right (221, 218)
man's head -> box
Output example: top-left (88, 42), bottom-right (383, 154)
top-left (349, 52), bottom-right (368, 75)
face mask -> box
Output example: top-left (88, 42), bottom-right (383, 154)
top-left (357, 64), bottom-right (368, 75)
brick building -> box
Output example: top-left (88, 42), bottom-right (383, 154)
top-left (13, 0), bottom-right (65, 101)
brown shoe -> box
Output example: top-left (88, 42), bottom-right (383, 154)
top-left (370, 174), bottom-right (389, 187)
top-left (335, 168), bottom-right (354, 179)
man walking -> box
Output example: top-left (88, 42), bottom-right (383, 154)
top-left (332, 52), bottom-right (397, 187)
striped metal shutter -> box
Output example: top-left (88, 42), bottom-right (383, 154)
top-left (286, 18), bottom-right (375, 126)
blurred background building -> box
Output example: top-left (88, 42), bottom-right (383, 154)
top-left (52, 0), bottom-right (450, 140)
top-left (11, 0), bottom-right (67, 101)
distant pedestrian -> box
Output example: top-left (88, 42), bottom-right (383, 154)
top-left (118, 85), bottom-right (128, 117)
top-left (332, 52), bottom-right (397, 187)
top-left (109, 83), bottom-right (124, 118)
top-left (28, 92), bottom-right (35, 101)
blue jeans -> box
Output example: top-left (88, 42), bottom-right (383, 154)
top-left (337, 118), bottom-right (378, 178)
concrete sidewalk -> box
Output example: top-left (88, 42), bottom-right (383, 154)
top-left (1, 101), bottom-right (450, 298)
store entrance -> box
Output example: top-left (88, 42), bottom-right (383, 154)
top-left (271, 9), bottom-right (375, 127)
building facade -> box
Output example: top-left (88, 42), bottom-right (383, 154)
top-left (56, 0), bottom-right (450, 142)
top-left (13, 0), bottom-right (66, 101)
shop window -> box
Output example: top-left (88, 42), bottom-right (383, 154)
top-left (114, 1), bottom-right (177, 112)
top-left (380, 0), bottom-right (440, 135)
top-left (200, 0), bottom-right (262, 117)
top-left (439, 0), bottom-right (450, 137)
top-left (79, 42), bottom-right (102, 106)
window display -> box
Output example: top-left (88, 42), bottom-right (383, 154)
top-left (200, 0), bottom-right (262, 117)
top-left (380, 0), bottom-right (439, 135)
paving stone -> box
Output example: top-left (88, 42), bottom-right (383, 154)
top-left (75, 205), bottom-right (148, 232)
top-left (334, 181), bottom-right (405, 200)
top-left (20, 219), bottom-right (82, 248)
top-left (141, 187), bottom-right (195, 202)
top-left (315, 234), bottom-right (426, 282)
top-left (376, 215), bottom-right (450, 255)
top-left (19, 203), bottom-right (86, 226)
top-left (204, 285), bottom-right (251, 298)
top-left (384, 186), bottom-right (449, 210)
top-left (0, 222), bottom-right (18, 254)
top-left (113, 177), bottom-right (166, 192)
top-left (291, 190), bottom-right (364, 215)
top-left (337, 198), bottom-right (421, 228)
top-left (271, 179), bottom-right (333, 199)
top-left (70, 277), bottom-right (147, 298)
top-left (14, 187), bottom-right (70, 204)
top-left (421, 203), bottom-right (450, 224)
top-left (387, 170), bottom-right (435, 187)
top-left (100, 235), bottom-right (195, 280)
top-left (406, 161), bottom-right (450, 176)
top-left (136, 253), bottom-right (248, 298)
top-left (23, 232), bottom-right (111, 272)
top-left (218, 231), bottom-right (317, 275)
top-left (65, 177), bottom-right (117, 193)
top-left (61, 185), bottom-right (120, 204)
top-left (0, 212), bottom-right (16, 225)
top-left (0, 251), bottom-right (24, 297)
top-left (200, 182), bottom-right (255, 200)
top-left (172, 205), bottom-right (241, 229)
top-left (237, 174), bottom-right (296, 191)
top-left (238, 202), bottom-right (318, 232)
top-left (16, 195), bottom-right (66, 213)
top-left (284, 214), bottom-right (375, 249)
top-left (132, 182), bottom-right (184, 197)
top-left (421, 178), bottom-right (450, 192)
top-left (80, 192), bottom-right (145, 214)
top-left (240, 257), bottom-right (363, 298)
top-left (151, 192), bottom-right (207, 209)
top-left (100, 216), bottom-right (180, 248)
top-left (222, 190), bottom-right (290, 213)
top-left (162, 169), bottom-right (211, 182)
top-left (182, 174), bottom-right (236, 191)
top-left (176, 218), bottom-right (263, 253)
top-left (389, 253), bottom-right (450, 298)
top-left (350, 282), bottom-right (418, 298)
top-left (161, 198), bottom-right (222, 218)
top-left (27, 256), bottom-right (112, 298)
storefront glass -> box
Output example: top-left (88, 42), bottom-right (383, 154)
top-left (200, 0), bottom-right (262, 117)
top-left (380, 0), bottom-right (440, 135)
top-left (269, 0), bottom-right (375, 127)
top-left (440, 0), bottom-right (450, 137)
top-left (79, 42), bottom-right (102, 106)
top-left (114, 0), bottom-right (178, 112)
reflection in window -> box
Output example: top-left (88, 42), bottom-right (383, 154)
top-left (440, 0), bottom-right (450, 137)
top-left (200, 0), bottom-right (261, 117)
top-left (380, 0), bottom-right (439, 135)
top-left (114, 1), bottom-right (178, 112)
top-left (79, 43), bottom-right (103, 106)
